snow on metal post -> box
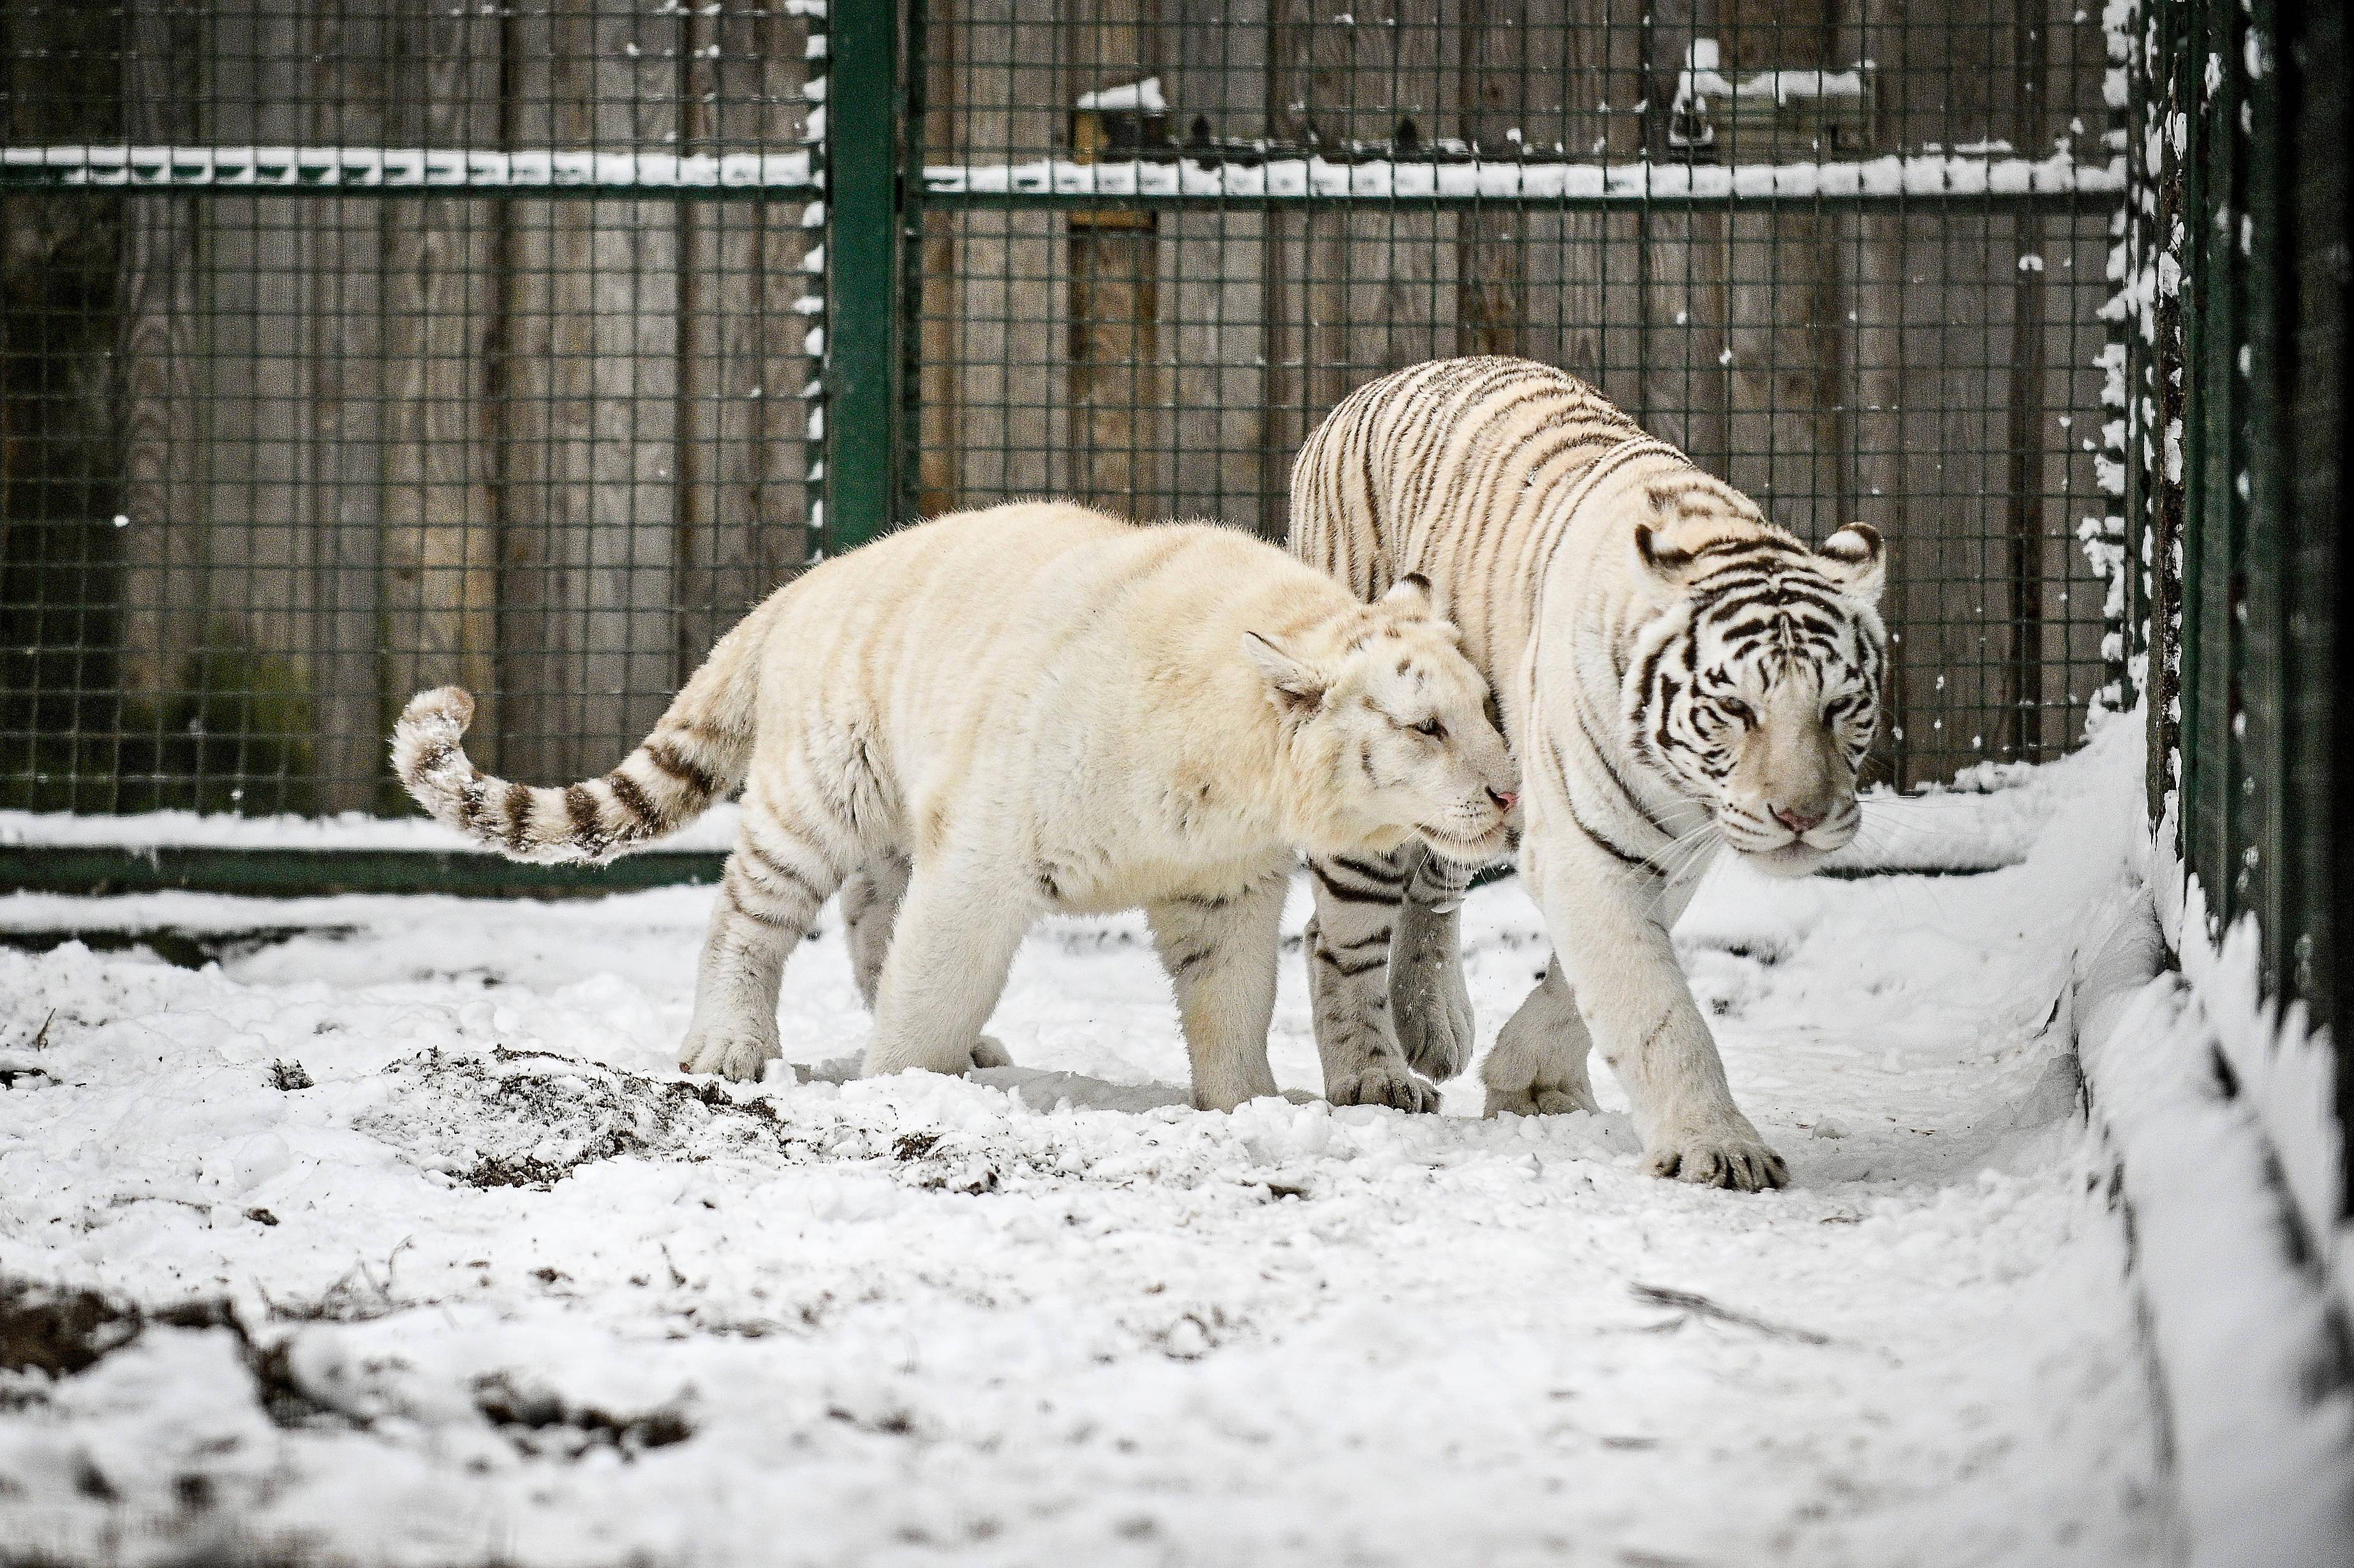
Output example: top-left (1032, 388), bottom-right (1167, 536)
top-left (823, 0), bottom-right (905, 554)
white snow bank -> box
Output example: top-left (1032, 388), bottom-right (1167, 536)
top-left (1957, 709), bottom-right (2354, 1568)
top-left (1, 145), bottom-right (819, 191)
top-left (926, 150), bottom-right (2123, 202)
top-left (0, 741), bottom-right (2172, 1564)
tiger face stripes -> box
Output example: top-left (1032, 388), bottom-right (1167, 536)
top-left (1289, 357), bottom-right (1889, 1190)
top-left (1624, 503), bottom-right (1886, 873)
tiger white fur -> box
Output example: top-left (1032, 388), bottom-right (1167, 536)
top-left (392, 500), bottom-right (1517, 1112)
top-left (1289, 357), bottom-right (1886, 1189)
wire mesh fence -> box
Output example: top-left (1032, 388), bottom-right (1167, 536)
top-left (2129, 0), bottom-right (2347, 1041)
top-left (1, 0), bottom-right (825, 819)
top-left (1, 0), bottom-right (2121, 849)
top-left (907, 0), bottom-right (2122, 790)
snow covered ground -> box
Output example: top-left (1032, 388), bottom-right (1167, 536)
top-left (0, 730), bottom-right (2173, 1567)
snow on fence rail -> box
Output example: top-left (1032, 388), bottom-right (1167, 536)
top-left (0, 144), bottom-right (2117, 205)
top-left (0, 144), bottom-right (819, 193)
top-left (924, 149), bottom-right (2123, 205)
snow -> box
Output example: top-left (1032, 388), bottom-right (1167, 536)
top-left (0, 753), bottom-right (2073, 872)
top-left (1, 145), bottom-right (818, 192)
top-left (2075, 905), bottom-right (2354, 1567)
top-left (1, 805), bottom-right (743, 856)
top-left (0, 735), bottom-right (2182, 1564)
top-left (1075, 78), bottom-right (1166, 115)
top-left (927, 151), bottom-right (2124, 203)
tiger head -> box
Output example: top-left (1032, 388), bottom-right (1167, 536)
top-left (1625, 514), bottom-right (1888, 877)
top-left (1246, 575), bottom-right (1520, 863)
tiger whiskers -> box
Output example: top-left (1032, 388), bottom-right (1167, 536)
top-left (1648, 817), bottom-right (1725, 901)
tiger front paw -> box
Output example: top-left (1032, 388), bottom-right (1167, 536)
top-left (1326, 1057), bottom-right (1444, 1114)
top-left (1479, 1026), bottom-right (1601, 1118)
top-left (679, 1025), bottom-right (781, 1083)
top-left (1390, 934), bottom-right (1475, 1083)
top-left (1642, 1120), bottom-right (1789, 1192)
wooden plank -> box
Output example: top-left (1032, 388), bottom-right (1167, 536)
top-left (114, 1), bottom-right (205, 736)
top-left (1262, 0), bottom-right (1351, 540)
top-left (1717, 1), bottom-right (1850, 542)
top-left (1062, 0), bottom-right (1167, 516)
top-left (917, 3), bottom-right (966, 519)
top-left (1165, 3), bottom-right (1274, 532)
top-left (300, 4), bottom-right (390, 812)
top-left (1640, 0), bottom-right (1731, 471)
top-left (0, 7), bottom-right (115, 807)
top-left (677, 0), bottom-right (817, 667)
top-left (496, 0), bottom-right (680, 782)
top-left (375, 0), bottom-right (501, 783)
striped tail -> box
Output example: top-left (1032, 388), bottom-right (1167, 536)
top-left (390, 610), bottom-right (769, 865)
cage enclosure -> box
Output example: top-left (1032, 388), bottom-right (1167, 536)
top-left (0, 0), bottom-right (2126, 887)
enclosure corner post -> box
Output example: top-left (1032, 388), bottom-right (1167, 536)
top-left (822, 0), bottom-right (907, 554)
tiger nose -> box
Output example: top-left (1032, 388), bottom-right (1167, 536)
top-left (1769, 802), bottom-right (1823, 834)
top-left (1488, 788), bottom-right (1518, 813)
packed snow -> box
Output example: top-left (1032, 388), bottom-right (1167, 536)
top-left (926, 150), bottom-right (2124, 204)
top-left (0, 145), bottom-right (819, 193)
top-left (1074, 78), bottom-right (1167, 115)
top-left (0, 728), bottom-right (2177, 1565)
top-left (0, 766), bottom-right (2057, 873)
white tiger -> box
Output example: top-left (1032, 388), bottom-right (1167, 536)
top-left (1289, 357), bottom-right (1887, 1189)
top-left (392, 499), bottom-right (1517, 1112)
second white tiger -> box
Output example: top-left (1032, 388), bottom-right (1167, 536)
top-left (392, 500), bottom-right (1517, 1111)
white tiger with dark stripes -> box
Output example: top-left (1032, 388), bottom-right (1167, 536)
top-left (1290, 357), bottom-right (1886, 1190)
top-left (392, 499), bottom-right (1516, 1113)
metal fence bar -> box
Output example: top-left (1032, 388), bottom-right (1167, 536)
top-left (2139, 0), bottom-right (2350, 1197)
top-left (821, 0), bottom-right (906, 554)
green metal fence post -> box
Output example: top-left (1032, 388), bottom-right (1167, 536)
top-left (824, 0), bottom-right (907, 555)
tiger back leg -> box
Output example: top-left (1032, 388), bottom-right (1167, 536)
top-left (861, 850), bottom-right (1033, 1079)
top-left (837, 848), bottom-right (1011, 1069)
top-left (679, 780), bottom-right (852, 1083)
top-left (840, 850), bottom-right (911, 1010)
top-left (1306, 846), bottom-right (1443, 1112)
top-left (1387, 845), bottom-right (1478, 1084)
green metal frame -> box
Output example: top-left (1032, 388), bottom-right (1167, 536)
top-left (2144, 0), bottom-right (2348, 1188)
top-left (821, 0), bottom-right (908, 555)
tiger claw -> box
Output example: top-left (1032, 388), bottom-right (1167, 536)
top-left (1641, 1127), bottom-right (1789, 1191)
top-left (1326, 1058), bottom-right (1444, 1113)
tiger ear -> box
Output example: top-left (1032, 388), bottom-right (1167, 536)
top-left (1817, 524), bottom-right (1886, 605)
top-left (1242, 631), bottom-right (1329, 714)
top-left (1632, 522), bottom-right (1706, 590)
top-left (1381, 572), bottom-right (1443, 619)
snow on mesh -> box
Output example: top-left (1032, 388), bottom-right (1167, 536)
top-left (1075, 77), bottom-right (1167, 114)
top-left (1, 764), bottom-right (2061, 873)
top-left (928, 151), bottom-right (2122, 202)
top-left (3, 145), bottom-right (819, 191)
top-left (0, 804), bottom-right (741, 855)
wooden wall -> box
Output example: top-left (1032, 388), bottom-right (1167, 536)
top-left (920, 0), bottom-right (2117, 786)
top-left (1, 0), bottom-right (819, 812)
top-left (1, 0), bottom-right (2113, 811)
